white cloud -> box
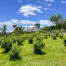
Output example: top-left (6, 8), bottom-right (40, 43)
top-left (61, 1), bottom-right (66, 3)
top-left (0, 22), bottom-right (12, 27)
top-left (39, 20), bottom-right (55, 26)
top-left (20, 19), bottom-right (55, 27)
top-left (0, 19), bottom-right (18, 27)
top-left (3, 22), bottom-right (13, 26)
top-left (44, 7), bottom-right (56, 11)
top-left (44, 0), bottom-right (54, 2)
top-left (48, 3), bottom-right (52, 6)
top-left (20, 20), bottom-right (37, 24)
top-left (10, 19), bottom-right (18, 24)
top-left (22, 20), bottom-right (55, 28)
top-left (19, 5), bottom-right (42, 17)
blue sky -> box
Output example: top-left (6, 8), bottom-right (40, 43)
top-left (0, 0), bottom-right (66, 32)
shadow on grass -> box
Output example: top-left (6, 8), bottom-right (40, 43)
top-left (9, 57), bottom-right (22, 61)
top-left (2, 50), bottom-right (9, 54)
top-left (34, 51), bottom-right (46, 55)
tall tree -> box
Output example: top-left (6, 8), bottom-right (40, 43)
top-left (50, 14), bottom-right (63, 26)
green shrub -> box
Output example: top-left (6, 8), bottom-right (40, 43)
top-left (59, 33), bottom-right (63, 38)
top-left (10, 36), bottom-right (17, 43)
top-left (9, 45), bottom-right (21, 60)
top-left (48, 33), bottom-right (50, 36)
top-left (22, 34), bottom-right (29, 40)
top-left (20, 37), bottom-right (24, 42)
top-left (1, 39), bottom-right (12, 52)
top-left (28, 37), bottom-right (33, 44)
top-left (64, 37), bottom-right (66, 46)
top-left (13, 38), bottom-right (17, 43)
top-left (56, 32), bottom-right (59, 37)
top-left (28, 34), bottom-right (34, 44)
top-left (45, 35), bottom-right (48, 39)
top-left (17, 38), bottom-right (22, 45)
top-left (52, 34), bottom-right (57, 40)
top-left (33, 36), bottom-right (45, 54)
top-left (0, 40), bottom-right (1, 44)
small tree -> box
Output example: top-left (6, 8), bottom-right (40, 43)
top-left (9, 45), bottom-right (21, 60)
top-left (59, 33), bottom-right (63, 38)
top-left (56, 31), bottom-right (59, 37)
top-left (1, 38), bottom-right (12, 52)
top-left (44, 34), bottom-right (48, 39)
top-left (12, 37), bottom-right (17, 43)
top-left (28, 37), bottom-right (33, 44)
top-left (64, 37), bottom-right (66, 46)
top-left (33, 36), bottom-right (45, 54)
top-left (28, 35), bottom-right (33, 44)
top-left (52, 34), bottom-right (57, 40)
top-left (17, 38), bottom-right (22, 45)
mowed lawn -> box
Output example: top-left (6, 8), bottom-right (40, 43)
top-left (0, 35), bottom-right (66, 66)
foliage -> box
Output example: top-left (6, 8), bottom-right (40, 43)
top-left (28, 37), bottom-right (33, 44)
top-left (12, 37), bottom-right (17, 43)
top-left (28, 34), bottom-right (34, 44)
top-left (9, 45), bottom-right (21, 60)
top-left (64, 37), bottom-right (66, 46)
top-left (63, 19), bottom-right (66, 29)
top-left (59, 33), bottom-right (63, 38)
top-left (1, 38), bottom-right (12, 52)
top-left (52, 34), bottom-right (57, 40)
top-left (1, 24), bottom-right (7, 35)
top-left (17, 38), bottom-right (22, 45)
top-left (41, 27), bottom-right (51, 31)
top-left (14, 26), bottom-right (25, 35)
top-left (33, 36), bottom-right (45, 54)
top-left (44, 34), bottom-right (48, 39)
top-left (50, 14), bottom-right (63, 26)
top-left (56, 31), bottom-right (59, 37)
top-left (34, 23), bottom-right (40, 28)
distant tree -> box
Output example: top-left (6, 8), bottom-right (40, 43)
top-left (35, 23), bottom-right (40, 28)
top-left (2, 24), bottom-right (7, 35)
top-left (63, 19), bottom-right (66, 29)
top-left (13, 24), bottom-right (17, 28)
top-left (50, 14), bottom-right (63, 27)
top-left (0, 28), bottom-right (3, 36)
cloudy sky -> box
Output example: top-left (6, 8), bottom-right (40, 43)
top-left (0, 0), bottom-right (66, 32)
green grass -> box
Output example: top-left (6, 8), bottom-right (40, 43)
top-left (0, 36), bottom-right (66, 66)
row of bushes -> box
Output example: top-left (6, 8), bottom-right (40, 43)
top-left (28, 32), bottom-right (66, 48)
top-left (0, 34), bottom-right (45, 60)
top-left (0, 32), bottom-right (66, 61)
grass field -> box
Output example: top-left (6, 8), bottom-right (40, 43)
top-left (0, 35), bottom-right (66, 66)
